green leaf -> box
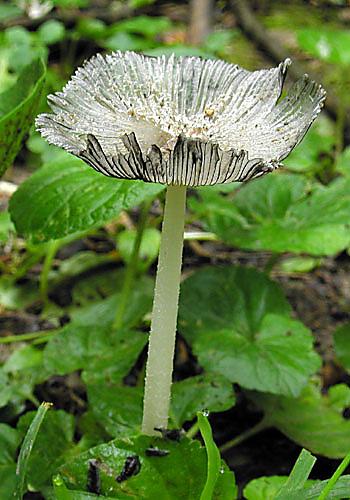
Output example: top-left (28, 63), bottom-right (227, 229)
top-left (0, 4), bottom-right (22, 22)
top-left (4, 27), bottom-right (47, 72)
top-left (0, 58), bottom-right (46, 177)
top-left (44, 325), bottom-right (147, 381)
top-left (171, 375), bottom-right (235, 427)
top-left (277, 256), bottom-right (322, 274)
top-left (303, 476), bottom-right (350, 499)
top-left (86, 382), bottom-right (143, 437)
top-left (244, 476), bottom-right (289, 500)
top-left (75, 18), bottom-right (108, 40)
top-left (274, 449), bottom-right (316, 500)
top-left (38, 20), bottom-right (66, 45)
top-left (334, 323), bottom-right (350, 371)
top-left (251, 382), bottom-right (350, 458)
top-left (104, 33), bottom-right (155, 52)
top-left (85, 375), bottom-right (234, 438)
top-left (109, 16), bottom-right (172, 38)
top-left (9, 157), bottom-right (164, 242)
top-left (179, 266), bottom-right (320, 396)
top-left (59, 434), bottom-right (236, 499)
top-left (53, 473), bottom-right (115, 499)
top-left (283, 118), bottom-right (335, 173)
top-left (297, 28), bottom-right (350, 65)
top-left (70, 273), bottom-right (154, 327)
top-left (3, 345), bottom-right (43, 373)
top-left (0, 424), bottom-right (21, 499)
top-left (117, 227), bottom-right (161, 272)
top-left (0, 424), bottom-right (20, 464)
top-left (192, 174), bottom-right (350, 256)
top-left (335, 146), bottom-right (350, 177)
top-left (17, 408), bottom-right (75, 491)
top-left (244, 475), bottom-right (350, 500)
top-left (0, 275), bottom-right (39, 310)
top-left (0, 342), bottom-right (47, 410)
top-left (0, 211), bottom-right (15, 242)
top-left (14, 402), bottom-right (51, 499)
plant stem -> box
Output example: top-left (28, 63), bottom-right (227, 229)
top-left (142, 185), bottom-right (187, 436)
top-left (317, 451), bottom-right (350, 500)
top-left (186, 421), bottom-right (200, 439)
top-left (0, 330), bottom-right (55, 344)
top-left (113, 200), bottom-right (151, 330)
top-left (219, 420), bottom-right (268, 453)
top-left (40, 240), bottom-right (59, 305)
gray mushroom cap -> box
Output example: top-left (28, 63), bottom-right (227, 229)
top-left (36, 51), bottom-right (326, 186)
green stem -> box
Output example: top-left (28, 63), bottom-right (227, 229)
top-left (40, 240), bottom-right (60, 304)
top-left (317, 451), bottom-right (350, 500)
top-left (184, 231), bottom-right (217, 241)
top-left (219, 420), bottom-right (268, 453)
top-left (113, 201), bottom-right (151, 330)
top-left (0, 330), bottom-right (55, 344)
top-left (142, 185), bottom-right (187, 435)
top-left (186, 421), bottom-right (200, 439)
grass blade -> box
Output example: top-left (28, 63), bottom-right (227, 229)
top-left (275, 448), bottom-right (316, 500)
top-left (14, 402), bottom-right (52, 499)
top-left (198, 411), bottom-right (221, 500)
top-left (317, 451), bottom-right (350, 500)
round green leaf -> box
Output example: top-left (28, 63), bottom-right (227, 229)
top-left (251, 383), bottom-right (350, 459)
top-left (59, 435), bottom-right (236, 499)
top-left (179, 266), bottom-right (320, 396)
top-left (171, 375), bottom-right (235, 427)
top-left (9, 157), bottom-right (164, 242)
top-left (38, 20), bottom-right (66, 45)
top-left (44, 326), bottom-right (147, 380)
top-left (192, 174), bottom-right (350, 256)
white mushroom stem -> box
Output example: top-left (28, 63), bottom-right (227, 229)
top-left (142, 184), bottom-right (187, 435)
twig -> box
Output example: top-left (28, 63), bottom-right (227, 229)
top-left (187, 0), bottom-right (214, 45)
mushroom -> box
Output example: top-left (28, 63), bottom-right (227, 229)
top-left (36, 51), bottom-right (326, 436)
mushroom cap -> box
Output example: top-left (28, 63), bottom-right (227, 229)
top-left (36, 51), bottom-right (326, 186)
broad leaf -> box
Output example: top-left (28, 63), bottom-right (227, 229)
top-left (0, 59), bottom-right (45, 176)
top-left (297, 28), bottom-right (350, 65)
top-left (191, 174), bottom-right (350, 256)
top-left (335, 146), bottom-right (350, 177)
top-left (171, 374), bottom-right (235, 427)
top-left (86, 374), bottom-right (235, 438)
top-left (284, 118), bottom-right (334, 173)
top-left (44, 326), bottom-right (147, 380)
top-left (70, 270), bottom-right (153, 314)
top-left (59, 435), bottom-right (236, 499)
top-left (86, 382), bottom-right (143, 437)
top-left (251, 383), bottom-right (350, 458)
top-left (244, 477), bottom-right (289, 500)
top-left (9, 157), bottom-right (164, 242)
top-left (0, 424), bottom-right (20, 499)
top-left (179, 266), bottom-right (320, 396)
